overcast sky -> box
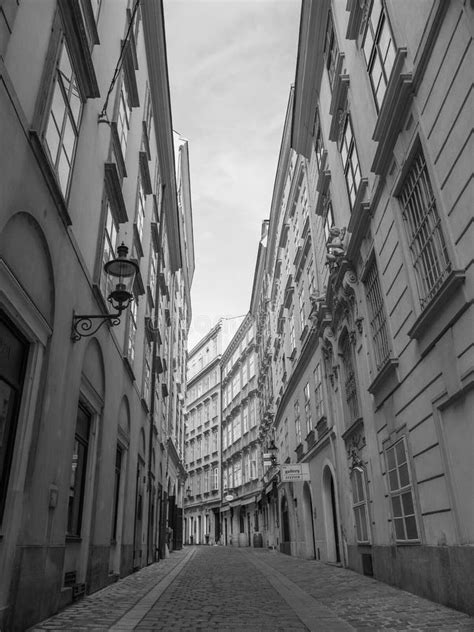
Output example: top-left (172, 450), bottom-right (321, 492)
top-left (163, 0), bottom-right (301, 349)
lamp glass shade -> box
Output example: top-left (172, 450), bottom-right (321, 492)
top-left (104, 243), bottom-right (139, 311)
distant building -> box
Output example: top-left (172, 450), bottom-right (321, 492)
top-left (250, 0), bottom-right (473, 616)
top-left (0, 1), bottom-right (193, 629)
top-left (220, 313), bottom-right (261, 547)
top-left (184, 322), bottom-right (223, 545)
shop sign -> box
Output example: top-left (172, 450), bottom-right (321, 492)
top-left (280, 464), bottom-right (310, 482)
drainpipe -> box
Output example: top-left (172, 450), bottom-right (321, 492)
top-left (147, 183), bottom-right (166, 564)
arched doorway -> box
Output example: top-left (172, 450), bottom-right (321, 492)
top-left (280, 495), bottom-right (291, 555)
top-left (302, 482), bottom-right (316, 559)
top-left (322, 465), bottom-right (340, 563)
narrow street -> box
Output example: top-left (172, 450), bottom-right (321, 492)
top-left (30, 546), bottom-right (474, 632)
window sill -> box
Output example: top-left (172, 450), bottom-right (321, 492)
top-left (408, 269), bottom-right (467, 358)
top-left (368, 358), bottom-right (399, 396)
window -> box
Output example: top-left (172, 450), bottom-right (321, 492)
top-left (143, 343), bottom-right (151, 404)
top-left (313, 109), bottom-right (325, 171)
top-left (204, 468), bottom-right (210, 493)
top-left (126, 298), bottom-right (137, 364)
top-left (111, 446), bottom-right (123, 541)
top-left (294, 400), bottom-right (301, 446)
top-left (340, 115), bottom-right (361, 209)
top-left (248, 354), bottom-right (255, 378)
top-left (386, 439), bottom-right (419, 541)
top-left (213, 466), bottom-right (219, 490)
top-left (44, 39), bottom-right (83, 196)
top-left (323, 196), bottom-right (334, 243)
top-left (341, 331), bottom-right (360, 423)
top-left (99, 200), bottom-right (119, 298)
top-left (143, 82), bottom-right (153, 140)
top-left (249, 398), bottom-right (256, 428)
top-left (234, 460), bottom-right (242, 487)
top-left (324, 12), bottom-right (339, 89)
top-left (204, 432), bottom-right (210, 455)
top-left (362, 0), bottom-right (396, 111)
top-left (233, 413), bottom-right (241, 442)
top-left (212, 429), bottom-right (218, 453)
top-left (67, 403), bottom-right (90, 536)
top-left (148, 248), bottom-right (158, 300)
top-left (242, 405), bottom-right (249, 434)
top-left (364, 258), bottom-right (391, 369)
top-left (314, 363), bottom-right (324, 420)
top-left (250, 448), bottom-right (257, 479)
top-left (135, 177), bottom-right (146, 246)
top-left (351, 468), bottom-right (370, 542)
top-left (399, 147), bottom-right (451, 308)
top-left (0, 316), bottom-right (28, 525)
top-left (241, 360), bottom-right (248, 386)
top-left (117, 78), bottom-right (131, 160)
top-left (303, 383), bottom-right (312, 436)
top-left (289, 311), bottom-right (296, 353)
top-left (299, 286), bottom-right (306, 329)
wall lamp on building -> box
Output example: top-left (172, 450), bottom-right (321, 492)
top-left (71, 243), bottom-right (139, 342)
top-left (186, 485), bottom-right (192, 499)
top-left (267, 439), bottom-right (279, 467)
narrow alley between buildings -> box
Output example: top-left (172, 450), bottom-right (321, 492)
top-left (30, 545), bottom-right (474, 632)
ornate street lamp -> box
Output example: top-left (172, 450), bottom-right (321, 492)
top-left (267, 439), bottom-right (279, 467)
top-left (71, 243), bottom-right (139, 341)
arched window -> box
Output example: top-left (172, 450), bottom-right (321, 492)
top-left (340, 330), bottom-right (360, 423)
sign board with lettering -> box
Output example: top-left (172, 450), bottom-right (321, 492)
top-left (280, 464), bottom-right (310, 482)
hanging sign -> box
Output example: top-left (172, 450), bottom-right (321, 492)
top-left (280, 464), bottom-right (310, 482)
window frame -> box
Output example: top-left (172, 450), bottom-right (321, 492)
top-left (397, 146), bottom-right (452, 310)
top-left (385, 438), bottom-right (420, 543)
top-left (66, 402), bottom-right (91, 538)
top-left (324, 11), bottom-right (339, 90)
top-left (351, 467), bottom-right (371, 543)
top-left (363, 255), bottom-right (391, 370)
top-left (339, 114), bottom-right (362, 210)
top-left (362, 0), bottom-right (397, 112)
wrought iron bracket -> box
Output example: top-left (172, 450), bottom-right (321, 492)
top-left (71, 310), bottom-right (121, 342)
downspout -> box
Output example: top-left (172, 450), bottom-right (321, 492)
top-left (147, 183), bottom-right (166, 564)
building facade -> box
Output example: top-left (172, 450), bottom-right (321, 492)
top-left (251, 0), bottom-right (473, 616)
top-left (220, 313), bottom-right (261, 547)
top-left (0, 1), bottom-right (193, 629)
top-left (184, 322), bottom-right (223, 545)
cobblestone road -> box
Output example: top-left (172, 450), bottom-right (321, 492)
top-left (29, 546), bottom-right (474, 632)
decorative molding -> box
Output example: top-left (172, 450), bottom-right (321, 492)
top-left (139, 151), bottom-right (153, 194)
top-left (407, 270), bottom-right (466, 341)
top-left (346, 178), bottom-right (371, 261)
top-left (122, 38), bottom-right (139, 107)
top-left (345, 0), bottom-right (366, 40)
top-left (57, 0), bottom-right (100, 98)
top-left (104, 162), bottom-right (128, 223)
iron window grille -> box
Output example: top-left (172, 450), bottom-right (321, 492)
top-left (362, 0), bottom-right (396, 112)
top-left (364, 258), bottom-right (391, 370)
top-left (399, 148), bottom-right (451, 309)
top-left (385, 439), bottom-right (419, 542)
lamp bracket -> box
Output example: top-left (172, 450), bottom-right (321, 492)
top-left (71, 311), bottom-right (122, 342)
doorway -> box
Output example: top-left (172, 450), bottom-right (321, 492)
top-left (322, 465), bottom-right (340, 563)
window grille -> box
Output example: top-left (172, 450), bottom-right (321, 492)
top-left (341, 332), bottom-right (359, 422)
top-left (362, 0), bottom-right (396, 111)
top-left (399, 148), bottom-right (451, 308)
top-left (364, 259), bottom-right (390, 369)
top-left (386, 439), bottom-right (419, 541)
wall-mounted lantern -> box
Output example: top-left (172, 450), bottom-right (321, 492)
top-left (71, 243), bottom-right (139, 341)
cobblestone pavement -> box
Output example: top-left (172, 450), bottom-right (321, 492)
top-left (29, 546), bottom-right (474, 632)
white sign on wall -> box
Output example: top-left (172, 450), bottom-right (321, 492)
top-left (280, 464), bottom-right (310, 482)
